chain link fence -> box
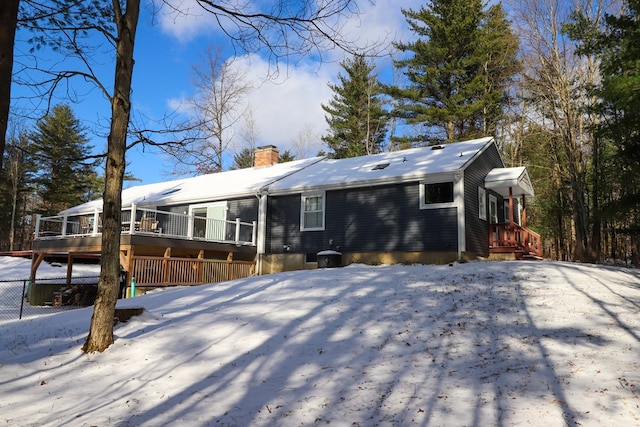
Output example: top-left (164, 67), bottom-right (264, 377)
top-left (0, 276), bottom-right (101, 322)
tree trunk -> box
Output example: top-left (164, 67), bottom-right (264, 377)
top-left (0, 0), bottom-right (19, 171)
top-left (591, 132), bottom-right (602, 261)
top-left (83, 0), bottom-right (139, 353)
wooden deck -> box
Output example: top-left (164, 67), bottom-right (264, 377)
top-left (489, 223), bottom-right (543, 260)
top-left (131, 255), bottom-right (255, 287)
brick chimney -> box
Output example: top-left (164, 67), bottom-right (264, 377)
top-left (254, 145), bottom-right (279, 167)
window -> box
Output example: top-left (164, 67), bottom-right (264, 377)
top-left (301, 193), bottom-right (325, 231)
top-left (489, 195), bottom-right (498, 224)
top-left (420, 180), bottom-right (457, 209)
top-left (372, 163), bottom-right (390, 170)
top-left (478, 187), bottom-right (487, 220)
top-left (424, 182), bottom-right (454, 204)
top-left (504, 198), bottom-right (522, 225)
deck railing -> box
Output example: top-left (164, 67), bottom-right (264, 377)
top-left (489, 222), bottom-right (542, 257)
top-left (132, 256), bottom-right (256, 286)
top-left (34, 204), bottom-right (257, 246)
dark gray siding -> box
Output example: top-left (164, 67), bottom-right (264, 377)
top-left (463, 142), bottom-right (504, 256)
top-left (267, 183), bottom-right (458, 255)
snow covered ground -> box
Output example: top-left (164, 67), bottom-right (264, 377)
top-left (0, 256), bottom-right (101, 320)
top-left (0, 257), bottom-right (639, 426)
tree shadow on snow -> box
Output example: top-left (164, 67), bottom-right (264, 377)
top-left (48, 261), bottom-right (630, 427)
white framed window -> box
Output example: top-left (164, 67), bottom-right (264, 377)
top-left (489, 195), bottom-right (498, 224)
top-left (478, 187), bottom-right (487, 220)
top-left (504, 197), bottom-right (522, 225)
top-left (420, 181), bottom-right (457, 209)
top-left (301, 192), bottom-right (325, 231)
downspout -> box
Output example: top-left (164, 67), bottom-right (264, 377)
top-left (255, 190), bottom-right (268, 275)
top-left (455, 172), bottom-right (465, 262)
top-left (254, 156), bottom-right (327, 275)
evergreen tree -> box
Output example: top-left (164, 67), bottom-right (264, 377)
top-left (387, 0), bottom-right (519, 145)
top-left (279, 149), bottom-right (296, 162)
top-left (595, 2), bottom-right (640, 203)
top-left (0, 131), bottom-right (37, 250)
top-left (231, 147), bottom-right (254, 170)
top-left (322, 54), bottom-right (388, 158)
top-left (28, 104), bottom-right (100, 215)
top-left (568, 0), bottom-right (640, 262)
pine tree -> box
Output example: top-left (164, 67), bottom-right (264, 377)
top-left (28, 104), bottom-right (100, 215)
top-left (231, 147), bottom-right (254, 170)
top-left (0, 132), bottom-right (37, 250)
top-left (387, 0), bottom-right (519, 145)
top-left (568, 0), bottom-right (640, 262)
top-left (322, 54), bottom-right (388, 158)
top-left (279, 149), bottom-right (295, 162)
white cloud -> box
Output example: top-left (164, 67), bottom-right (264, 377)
top-left (338, 0), bottom-right (409, 57)
top-left (155, 0), bottom-right (408, 53)
top-left (166, 54), bottom-right (336, 157)
top-left (159, 0), bottom-right (411, 161)
top-left (235, 55), bottom-right (335, 155)
top-left (152, 0), bottom-right (223, 41)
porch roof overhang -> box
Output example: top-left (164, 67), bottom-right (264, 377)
top-left (485, 167), bottom-right (534, 197)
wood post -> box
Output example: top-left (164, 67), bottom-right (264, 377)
top-left (66, 253), bottom-right (74, 285)
top-left (508, 187), bottom-right (514, 246)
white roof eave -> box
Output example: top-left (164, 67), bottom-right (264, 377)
top-left (485, 167), bottom-right (534, 197)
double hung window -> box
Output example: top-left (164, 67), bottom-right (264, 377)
top-left (301, 193), bottom-right (325, 231)
top-left (478, 187), bottom-right (487, 220)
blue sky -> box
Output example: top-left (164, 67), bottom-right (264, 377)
top-left (11, 0), bottom-right (409, 186)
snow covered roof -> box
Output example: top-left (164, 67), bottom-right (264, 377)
top-left (60, 137), bottom-right (502, 215)
top-left (60, 157), bottom-right (323, 215)
top-left (265, 137), bottom-right (496, 193)
top-left (484, 166), bottom-right (534, 197)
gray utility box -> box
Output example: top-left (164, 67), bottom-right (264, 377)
top-left (317, 250), bottom-right (342, 268)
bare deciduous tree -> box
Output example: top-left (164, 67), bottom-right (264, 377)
top-left (4, 0), bottom-right (369, 353)
top-left (507, 0), bottom-right (619, 262)
top-left (291, 123), bottom-right (322, 159)
top-left (83, 0), bottom-right (139, 353)
top-left (82, 0), bottom-right (366, 353)
top-left (168, 47), bottom-right (252, 174)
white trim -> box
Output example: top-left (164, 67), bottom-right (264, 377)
top-left (489, 195), bottom-right (498, 224)
top-left (419, 173), bottom-right (458, 210)
top-left (257, 193), bottom-right (267, 254)
top-left (300, 191), bottom-right (326, 231)
top-left (456, 174), bottom-right (465, 259)
top-left (485, 167), bottom-right (534, 197)
top-left (188, 201), bottom-right (228, 240)
top-left (478, 187), bottom-right (487, 220)
top-left (418, 173), bottom-right (465, 258)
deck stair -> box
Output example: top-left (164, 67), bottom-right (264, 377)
top-left (489, 223), bottom-right (543, 260)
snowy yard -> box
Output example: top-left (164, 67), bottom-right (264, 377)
top-left (0, 257), bottom-right (639, 426)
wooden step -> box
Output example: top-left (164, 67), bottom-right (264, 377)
top-left (520, 253), bottom-right (543, 261)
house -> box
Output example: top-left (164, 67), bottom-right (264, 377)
top-left (258, 136), bottom-right (539, 273)
top-left (30, 138), bottom-right (540, 299)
